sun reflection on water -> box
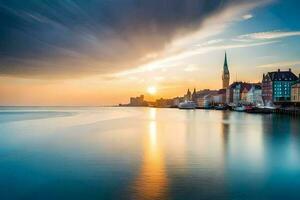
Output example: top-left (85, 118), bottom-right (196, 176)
top-left (132, 108), bottom-right (168, 200)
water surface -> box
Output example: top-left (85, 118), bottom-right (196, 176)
top-left (0, 107), bottom-right (299, 200)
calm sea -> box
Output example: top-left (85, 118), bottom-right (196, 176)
top-left (0, 107), bottom-right (299, 200)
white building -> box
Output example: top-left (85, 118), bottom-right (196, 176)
top-left (246, 85), bottom-right (263, 105)
top-left (197, 94), bottom-right (213, 108)
top-left (233, 85), bottom-right (241, 105)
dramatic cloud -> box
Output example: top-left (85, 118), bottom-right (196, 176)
top-left (0, 0), bottom-right (268, 78)
top-left (116, 40), bottom-right (277, 76)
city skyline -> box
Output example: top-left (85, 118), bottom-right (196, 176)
top-left (1, 0), bottom-right (300, 105)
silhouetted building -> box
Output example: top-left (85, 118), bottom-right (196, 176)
top-left (192, 88), bottom-right (197, 101)
top-left (155, 98), bottom-right (174, 108)
top-left (172, 97), bottom-right (183, 107)
top-left (222, 52), bottom-right (230, 89)
top-left (262, 69), bottom-right (298, 105)
top-left (184, 89), bottom-right (192, 101)
top-left (130, 95), bottom-right (148, 106)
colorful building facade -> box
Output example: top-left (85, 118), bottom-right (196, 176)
top-left (262, 69), bottom-right (298, 105)
top-left (291, 76), bottom-right (300, 103)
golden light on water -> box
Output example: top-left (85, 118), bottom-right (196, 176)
top-left (149, 121), bottom-right (158, 147)
top-left (132, 108), bottom-right (168, 200)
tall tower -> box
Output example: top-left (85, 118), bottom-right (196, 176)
top-left (222, 52), bottom-right (230, 89)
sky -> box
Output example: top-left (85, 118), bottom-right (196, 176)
top-left (0, 0), bottom-right (300, 106)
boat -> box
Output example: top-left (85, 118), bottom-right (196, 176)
top-left (178, 101), bottom-right (197, 109)
top-left (262, 106), bottom-right (277, 110)
top-left (246, 106), bottom-right (273, 114)
top-left (233, 105), bottom-right (246, 112)
top-left (215, 104), bottom-right (228, 110)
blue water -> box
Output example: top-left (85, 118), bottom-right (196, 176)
top-left (0, 107), bottom-right (299, 200)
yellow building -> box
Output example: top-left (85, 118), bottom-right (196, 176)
top-left (291, 80), bottom-right (300, 103)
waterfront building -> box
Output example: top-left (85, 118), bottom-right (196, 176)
top-left (246, 85), bottom-right (263, 105)
top-left (222, 52), bottom-right (230, 89)
top-left (130, 95), bottom-right (148, 106)
top-left (226, 82), bottom-right (252, 105)
top-left (172, 97), bottom-right (182, 107)
top-left (197, 94), bottom-right (213, 108)
top-left (241, 87), bottom-right (250, 103)
top-left (192, 88), bottom-right (197, 102)
top-left (240, 84), bottom-right (263, 105)
top-left (233, 84), bottom-right (242, 104)
top-left (195, 90), bottom-right (219, 107)
top-left (262, 69), bottom-right (298, 105)
top-left (155, 98), bottom-right (174, 108)
top-left (194, 89), bottom-right (218, 100)
top-left (212, 89), bottom-right (227, 104)
top-left (184, 89), bottom-right (192, 101)
top-left (226, 82), bottom-right (251, 104)
top-left (291, 75), bottom-right (300, 103)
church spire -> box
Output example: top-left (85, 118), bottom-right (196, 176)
top-left (224, 51), bottom-right (229, 73)
top-left (222, 51), bottom-right (230, 89)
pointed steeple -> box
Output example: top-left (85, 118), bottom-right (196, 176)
top-left (224, 51), bottom-right (229, 73)
top-left (222, 51), bottom-right (230, 89)
top-left (192, 88), bottom-right (197, 101)
top-left (186, 89), bottom-right (192, 101)
top-left (187, 89), bottom-right (191, 96)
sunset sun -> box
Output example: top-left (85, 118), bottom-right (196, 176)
top-left (147, 86), bottom-right (157, 95)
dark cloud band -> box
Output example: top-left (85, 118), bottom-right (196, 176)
top-left (0, 0), bottom-right (259, 78)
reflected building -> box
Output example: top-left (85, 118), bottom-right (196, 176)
top-left (221, 111), bottom-right (230, 155)
top-left (261, 114), bottom-right (300, 177)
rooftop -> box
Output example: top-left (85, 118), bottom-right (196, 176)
top-left (265, 69), bottom-right (298, 81)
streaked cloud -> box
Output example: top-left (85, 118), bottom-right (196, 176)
top-left (199, 39), bottom-right (224, 46)
top-left (116, 40), bottom-right (277, 76)
top-left (256, 61), bottom-right (300, 68)
top-left (239, 30), bottom-right (300, 40)
top-left (184, 65), bottom-right (200, 72)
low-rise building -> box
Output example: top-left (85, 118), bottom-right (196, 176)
top-left (155, 98), bottom-right (174, 108)
top-left (212, 89), bottom-right (227, 104)
top-left (239, 84), bottom-right (262, 105)
top-left (195, 90), bottom-right (218, 108)
top-left (172, 97), bottom-right (183, 107)
top-left (246, 85), bottom-right (263, 105)
top-left (241, 86), bottom-right (250, 103)
top-left (226, 82), bottom-right (252, 105)
top-left (291, 75), bottom-right (300, 103)
top-left (197, 94), bottom-right (213, 108)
